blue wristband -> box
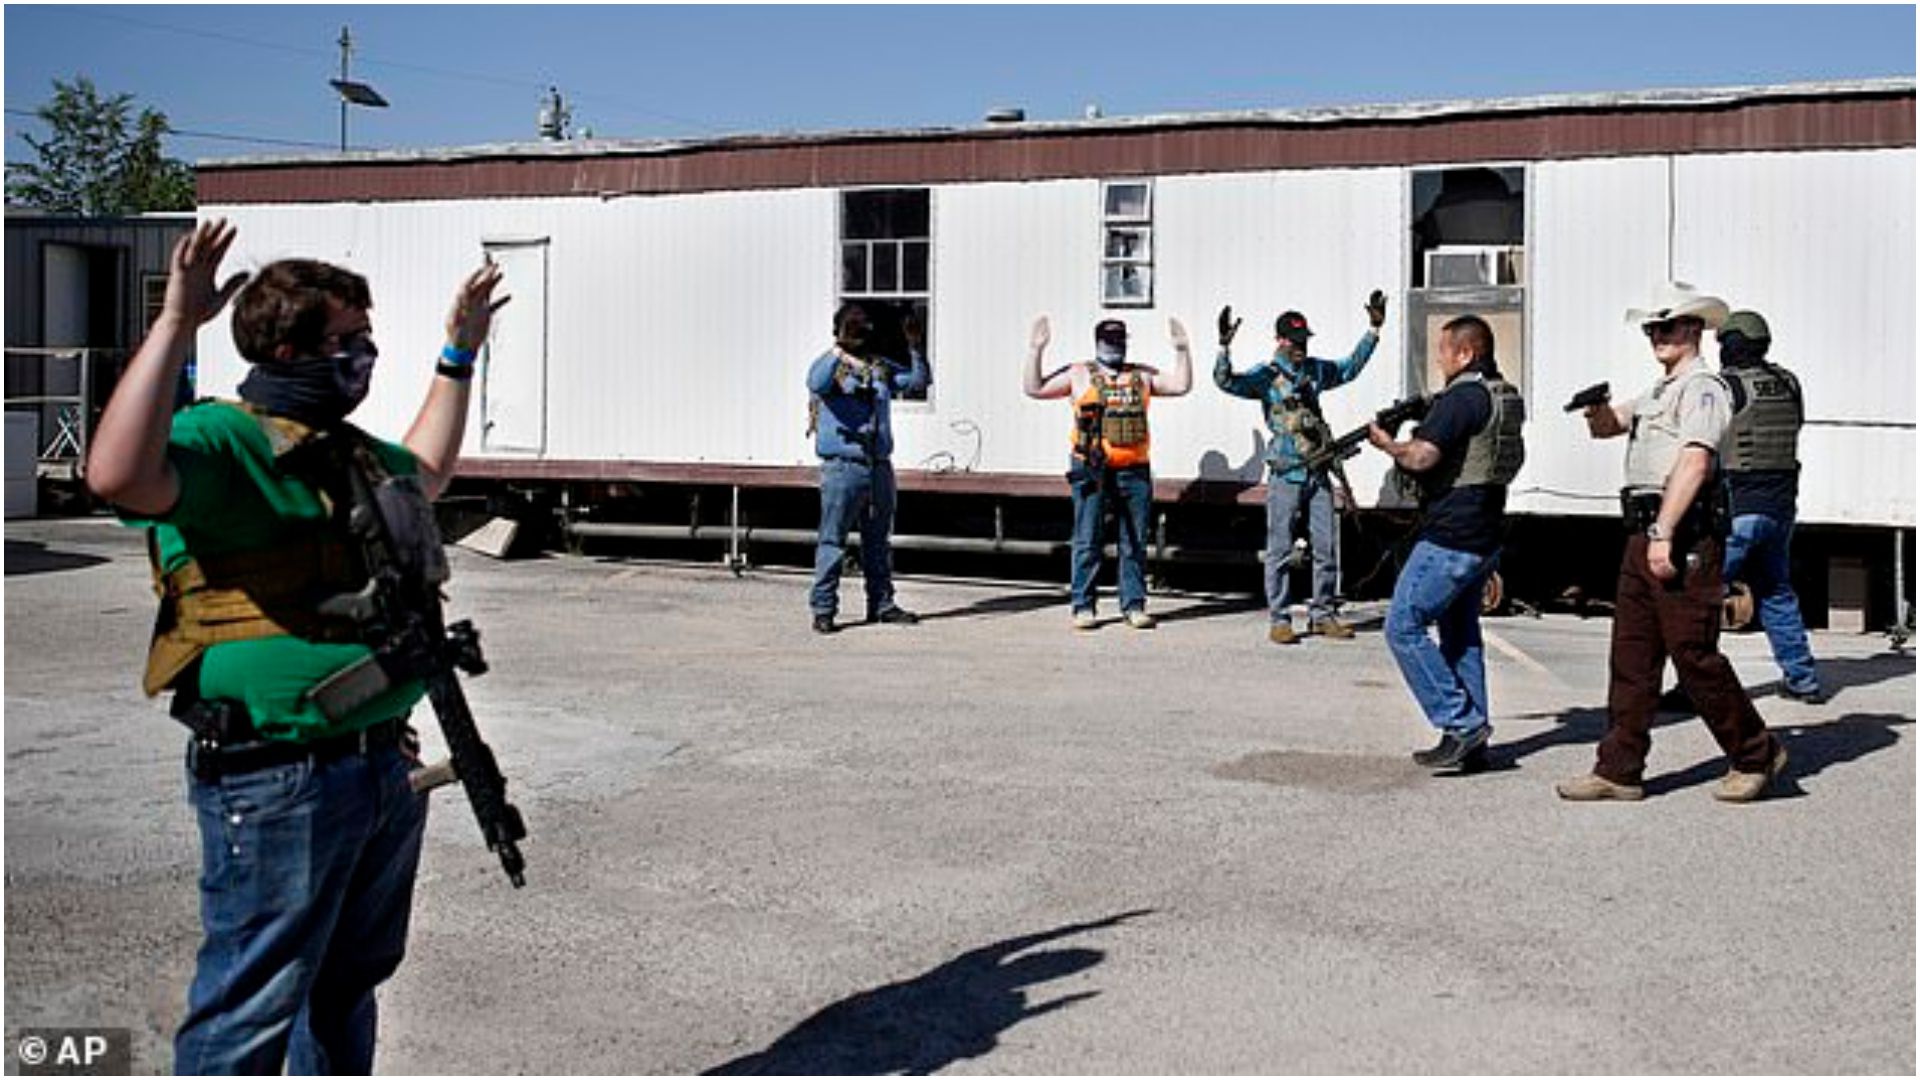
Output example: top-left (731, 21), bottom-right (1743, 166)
top-left (440, 343), bottom-right (478, 366)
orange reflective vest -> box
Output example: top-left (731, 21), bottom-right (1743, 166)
top-left (1070, 367), bottom-right (1152, 470)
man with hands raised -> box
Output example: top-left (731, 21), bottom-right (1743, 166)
top-left (1024, 314), bottom-right (1192, 629)
top-left (1214, 291), bottom-right (1386, 644)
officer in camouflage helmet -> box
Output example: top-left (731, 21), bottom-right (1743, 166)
top-left (1715, 309), bottom-right (1823, 701)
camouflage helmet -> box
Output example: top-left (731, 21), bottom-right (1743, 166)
top-left (1720, 310), bottom-right (1772, 343)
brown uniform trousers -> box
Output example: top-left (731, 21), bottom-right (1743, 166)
top-left (1597, 533), bottom-right (1777, 785)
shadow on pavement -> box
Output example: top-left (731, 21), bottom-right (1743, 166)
top-left (5, 539), bottom-right (110, 577)
top-left (1643, 712), bottom-right (1913, 797)
top-left (1148, 594), bottom-right (1265, 626)
top-left (915, 590), bottom-right (1064, 623)
top-left (705, 910), bottom-right (1152, 1076)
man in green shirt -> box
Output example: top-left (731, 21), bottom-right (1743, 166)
top-left (88, 219), bottom-right (506, 1073)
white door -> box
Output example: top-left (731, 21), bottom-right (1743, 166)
top-left (480, 240), bottom-right (548, 454)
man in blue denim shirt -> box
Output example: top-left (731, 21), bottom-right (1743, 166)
top-left (1365, 314), bottom-right (1525, 770)
top-left (806, 303), bottom-right (930, 634)
top-left (1214, 293), bottom-right (1384, 643)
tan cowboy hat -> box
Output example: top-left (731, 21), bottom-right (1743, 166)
top-left (1624, 282), bottom-right (1729, 329)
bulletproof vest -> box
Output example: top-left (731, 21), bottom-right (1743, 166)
top-left (1722, 362), bottom-right (1802, 473)
top-left (141, 404), bottom-right (386, 696)
top-left (1090, 368), bottom-right (1149, 447)
top-left (1268, 370), bottom-right (1333, 459)
top-left (1450, 373), bottom-right (1527, 488)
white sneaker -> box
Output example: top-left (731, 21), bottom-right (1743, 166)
top-left (1071, 609), bottom-right (1097, 631)
top-left (1124, 609), bottom-right (1157, 630)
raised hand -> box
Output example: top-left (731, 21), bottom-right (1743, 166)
top-left (447, 256), bottom-right (510, 351)
top-left (1169, 317), bottom-right (1190, 352)
top-left (902, 310), bottom-right (925, 350)
top-left (1030, 315), bottom-right (1051, 353)
top-left (1217, 304), bottom-right (1242, 347)
top-left (164, 218), bottom-right (248, 328)
top-left (1365, 289), bottom-right (1388, 329)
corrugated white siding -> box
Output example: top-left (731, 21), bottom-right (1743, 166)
top-left (1674, 150), bottom-right (1914, 526)
top-left (199, 192), bottom-right (834, 466)
top-left (1524, 157), bottom-right (1675, 519)
top-left (201, 145), bottom-right (1912, 527)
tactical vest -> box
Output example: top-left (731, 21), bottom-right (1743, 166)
top-left (1267, 370), bottom-right (1333, 461)
top-left (141, 403), bottom-right (383, 696)
top-left (1722, 362), bottom-right (1802, 473)
top-left (1448, 373), bottom-right (1527, 489)
top-left (1073, 367), bottom-right (1152, 468)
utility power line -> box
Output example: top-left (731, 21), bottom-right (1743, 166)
top-left (72, 9), bottom-right (719, 135)
top-left (6, 107), bottom-right (337, 151)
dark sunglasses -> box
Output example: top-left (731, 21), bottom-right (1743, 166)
top-left (1643, 319), bottom-right (1687, 339)
top-left (323, 329), bottom-right (378, 356)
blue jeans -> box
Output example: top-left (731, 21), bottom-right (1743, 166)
top-left (1266, 474), bottom-right (1340, 625)
top-left (811, 457), bottom-right (898, 618)
top-left (1723, 511), bottom-right (1820, 693)
top-left (1069, 461), bottom-right (1152, 613)
top-left (1385, 540), bottom-right (1498, 734)
top-left (174, 744), bottom-right (426, 1075)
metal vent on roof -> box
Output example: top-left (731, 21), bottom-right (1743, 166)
top-left (984, 107), bottom-right (1026, 124)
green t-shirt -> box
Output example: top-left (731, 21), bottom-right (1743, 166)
top-left (124, 400), bottom-right (427, 742)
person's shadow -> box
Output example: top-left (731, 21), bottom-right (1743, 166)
top-left (4, 539), bottom-right (109, 577)
top-left (915, 590), bottom-right (1065, 624)
top-left (705, 910), bottom-right (1152, 1075)
top-left (1487, 706), bottom-right (1910, 797)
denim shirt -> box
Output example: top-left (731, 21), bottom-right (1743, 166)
top-left (1214, 330), bottom-right (1378, 484)
top-left (806, 348), bottom-right (930, 462)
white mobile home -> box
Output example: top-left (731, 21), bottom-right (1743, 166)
top-left (193, 79), bottom-right (1916, 621)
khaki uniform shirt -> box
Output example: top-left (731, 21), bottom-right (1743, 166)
top-left (1621, 356), bottom-right (1731, 492)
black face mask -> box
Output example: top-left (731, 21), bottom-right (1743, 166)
top-left (237, 340), bottom-right (378, 426)
top-left (1719, 333), bottom-right (1768, 367)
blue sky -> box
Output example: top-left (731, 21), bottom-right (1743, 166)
top-left (4, 5), bottom-right (1914, 165)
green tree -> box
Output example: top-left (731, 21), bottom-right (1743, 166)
top-left (6, 76), bottom-right (195, 215)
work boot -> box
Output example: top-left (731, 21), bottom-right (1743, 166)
top-left (1714, 741), bottom-right (1789, 803)
top-left (1124, 609), bottom-right (1157, 630)
top-left (1413, 724), bottom-right (1490, 769)
top-left (1555, 772), bottom-right (1645, 802)
top-left (1071, 608), bottom-right (1097, 631)
top-left (869, 605), bottom-right (919, 626)
top-left (1311, 617), bottom-right (1355, 640)
top-left (811, 613), bottom-right (838, 635)
top-left (1268, 623), bottom-right (1299, 645)
top-left (1781, 682), bottom-right (1827, 704)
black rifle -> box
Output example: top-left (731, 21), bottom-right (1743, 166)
top-left (1298, 394), bottom-right (1432, 476)
top-left (1563, 381), bottom-right (1611, 413)
top-left (304, 432), bottom-right (529, 888)
top-left (1073, 398), bottom-right (1107, 472)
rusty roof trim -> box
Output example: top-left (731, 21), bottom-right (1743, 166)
top-left (197, 77), bottom-right (1915, 171)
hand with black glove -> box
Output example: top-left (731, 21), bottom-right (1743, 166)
top-left (1217, 304), bottom-right (1242, 348)
top-left (1365, 289), bottom-right (1388, 330)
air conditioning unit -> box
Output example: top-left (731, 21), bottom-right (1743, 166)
top-left (1424, 245), bottom-right (1525, 287)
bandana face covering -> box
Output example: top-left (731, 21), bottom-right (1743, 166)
top-left (237, 337), bottom-right (379, 426)
top-left (1095, 342), bottom-right (1126, 369)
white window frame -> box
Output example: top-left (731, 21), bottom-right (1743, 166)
top-left (1101, 179), bottom-right (1154, 307)
top-left (836, 187), bottom-right (934, 405)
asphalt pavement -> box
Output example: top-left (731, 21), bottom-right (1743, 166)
top-left (5, 516), bottom-right (1914, 1074)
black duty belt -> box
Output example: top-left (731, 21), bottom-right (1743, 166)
top-left (186, 711), bottom-right (409, 782)
top-left (1619, 489), bottom-right (1727, 540)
